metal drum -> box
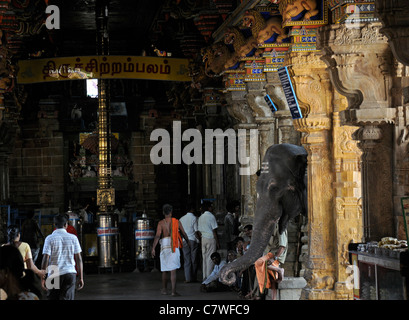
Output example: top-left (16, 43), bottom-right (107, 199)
top-left (97, 214), bottom-right (119, 268)
top-left (134, 214), bottom-right (154, 261)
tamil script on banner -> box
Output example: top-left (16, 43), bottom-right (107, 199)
top-left (17, 55), bottom-right (191, 83)
top-left (277, 66), bottom-right (303, 119)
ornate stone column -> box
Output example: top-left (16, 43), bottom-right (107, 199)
top-left (319, 22), bottom-right (396, 242)
top-left (354, 124), bottom-right (394, 240)
top-left (288, 51), bottom-right (336, 300)
top-left (202, 87), bottom-right (230, 213)
top-left (332, 107), bottom-right (363, 299)
top-left (225, 91), bottom-right (257, 225)
top-left (394, 104), bottom-right (409, 239)
top-left (375, 1), bottom-right (409, 240)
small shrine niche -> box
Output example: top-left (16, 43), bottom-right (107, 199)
top-left (68, 133), bottom-right (133, 183)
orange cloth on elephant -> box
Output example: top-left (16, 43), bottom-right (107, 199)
top-left (170, 218), bottom-right (183, 253)
top-left (255, 252), bottom-right (279, 292)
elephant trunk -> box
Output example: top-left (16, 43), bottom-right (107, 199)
top-left (220, 214), bottom-right (277, 286)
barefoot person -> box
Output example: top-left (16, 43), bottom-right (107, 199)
top-left (151, 204), bottom-right (189, 296)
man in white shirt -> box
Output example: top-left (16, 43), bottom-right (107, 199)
top-left (179, 203), bottom-right (199, 283)
top-left (41, 214), bottom-right (84, 300)
top-left (197, 201), bottom-right (220, 280)
top-left (200, 252), bottom-right (228, 292)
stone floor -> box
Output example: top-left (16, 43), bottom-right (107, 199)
top-left (75, 268), bottom-right (240, 300)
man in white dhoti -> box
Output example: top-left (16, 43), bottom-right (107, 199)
top-left (151, 204), bottom-right (189, 296)
top-left (159, 237), bottom-right (180, 271)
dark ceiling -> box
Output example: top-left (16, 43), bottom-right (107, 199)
top-left (13, 0), bottom-right (238, 109)
top-left (52, 0), bottom-right (166, 56)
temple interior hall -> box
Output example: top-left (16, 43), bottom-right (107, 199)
top-left (0, 0), bottom-right (409, 301)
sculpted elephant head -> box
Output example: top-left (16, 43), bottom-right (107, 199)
top-left (220, 143), bottom-right (308, 285)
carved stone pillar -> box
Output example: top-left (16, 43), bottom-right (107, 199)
top-left (225, 91), bottom-right (257, 225)
top-left (319, 22), bottom-right (396, 242)
top-left (375, 0), bottom-right (409, 240)
top-left (203, 87), bottom-right (230, 213)
top-left (237, 122), bottom-right (258, 226)
top-left (319, 23), bottom-right (394, 115)
top-left (394, 105), bottom-right (409, 239)
top-left (332, 109), bottom-right (363, 299)
top-left (288, 51), bottom-right (336, 300)
top-left (354, 124), bottom-right (394, 240)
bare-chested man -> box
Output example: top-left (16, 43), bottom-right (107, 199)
top-left (151, 204), bottom-right (189, 296)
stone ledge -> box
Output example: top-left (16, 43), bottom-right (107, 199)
top-left (278, 276), bottom-right (307, 289)
top-left (266, 277), bottom-right (307, 300)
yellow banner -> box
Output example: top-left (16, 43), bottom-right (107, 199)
top-left (17, 56), bottom-right (191, 83)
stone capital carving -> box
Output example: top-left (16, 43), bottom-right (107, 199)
top-left (265, 72), bottom-right (288, 111)
top-left (287, 51), bottom-right (333, 118)
top-left (341, 108), bottom-right (396, 127)
top-left (375, 0), bottom-right (409, 66)
top-left (354, 124), bottom-right (383, 142)
top-left (294, 114), bottom-right (331, 144)
top-left (245, 86), bottom-right (275, 119)
top-left (319, 22), bottom-right (394, 125)
top-left (225, 91), bottom-right (255, 125)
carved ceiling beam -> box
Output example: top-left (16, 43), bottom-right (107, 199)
top-left (375, 0), bottom-right (409, 66)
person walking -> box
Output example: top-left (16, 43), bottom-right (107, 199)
top-left (20, 210), bottom-right (44, 264)
top-left (4, 225), bottom-right (45, 280)
top-left (151, 204), bottom-right (190, 296)
top-left (179, 203), bottom-right (199, 283)
top-left (197, 201), bottom-right (220, 280)
top-left (41, 214), bottom-right (84, 300)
